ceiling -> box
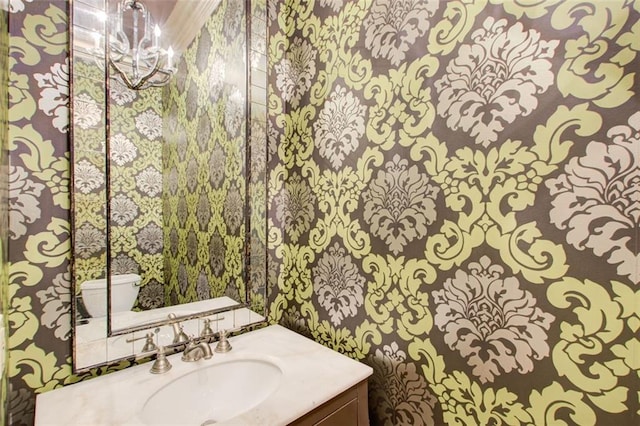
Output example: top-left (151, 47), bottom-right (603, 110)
top-left (74, 0), bottom-right (222, 56)
top-left (142, 0), bottom-right (178, 25)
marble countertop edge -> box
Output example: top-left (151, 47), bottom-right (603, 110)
top-left (35, 324), bottom-right (373, 426)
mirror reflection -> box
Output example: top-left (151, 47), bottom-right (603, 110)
top-left (71, 0), bottom-right (267, 370)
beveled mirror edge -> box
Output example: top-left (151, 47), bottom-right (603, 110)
top-left (243, 0), bottom-right (251, 323)
top-left (69, 0), bottom-right (78, 372)
top-left (70, 0), bottom-right (110, 372)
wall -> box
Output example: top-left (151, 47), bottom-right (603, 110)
top-left (162, 0), bottom-right (247, 305)
top-left (7, 0), bottom-right (79, 423)
top-left (267, 1), bottom-right (639, 425)
top-left (0, 1), bottom-right (10, 424)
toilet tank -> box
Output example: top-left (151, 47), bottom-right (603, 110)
top-left (80, 273), bottom-right (142, 318)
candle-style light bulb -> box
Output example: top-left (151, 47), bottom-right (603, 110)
top-left (154, 24), bottom-right (161, 47)
top-left (92, 31), bottom-right (101, 49)
top-left (95, 11), bottom-right (106, 47)
top-left (115, 2), bottom-right (122, 33)
top-left (167, 46), bottom-right (174, 68)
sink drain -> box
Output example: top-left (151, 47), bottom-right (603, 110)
top-left (201, 420), bottom-right (217, 426)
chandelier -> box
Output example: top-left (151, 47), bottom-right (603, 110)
top-left (97, 0), bottom-right (176, 90)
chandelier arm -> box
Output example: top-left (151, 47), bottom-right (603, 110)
top-left (132, 58), bottom-right (167, 90)
top-left (142, 69), bottom-right (174, 89)
top-left (108, 57), bottom-right (137, 89)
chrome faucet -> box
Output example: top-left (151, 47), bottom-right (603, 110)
top-left (181, 338), bottom-right (213, 362)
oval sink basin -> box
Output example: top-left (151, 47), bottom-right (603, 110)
top-left (141, 359), bottom-right (282, 425)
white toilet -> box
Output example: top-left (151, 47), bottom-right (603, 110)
top-left (80, 273), bottom-right (142, 318)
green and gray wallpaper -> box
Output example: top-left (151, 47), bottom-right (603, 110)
top-left (162, 0), bottom-right (247, 306)
top-left (1, 2), bottom-right (10, 424)
top-left (8, 1), bottom-right (76, 423)
top-left (3, 0), bottom-right (639, 425)
top-left (267, 0), bottom-right (638, 425)
top-left (72, 56), bottom-right (107, 294)
top-left (108, 81), bottom-right (165, 310)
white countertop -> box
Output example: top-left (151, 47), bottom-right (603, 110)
top-left (36, 325), bottom-right (373, 425)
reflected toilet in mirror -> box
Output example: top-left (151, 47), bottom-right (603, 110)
top-left (80, 273), bottom-right (141, 318)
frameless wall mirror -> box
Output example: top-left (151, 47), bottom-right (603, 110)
top-left (71, 0), bottom-right (267, 371)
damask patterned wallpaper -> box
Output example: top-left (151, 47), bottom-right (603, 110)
top-left (109, 81), bottom-right (165, 310)
top-left (162, 0), bottom-right (247, 305)
top-left (3, 0), bottom-right (639, 425)
top-left (7, 1), bottom-right (75, 424)
top-left (72, 57), bottom-right (107, 295)
top-left (73, 57), bottom-right (166, 311)
top-left (267, 1), bottom-right (639, 425)
top-left (1, 4), bottom-right (10, 424)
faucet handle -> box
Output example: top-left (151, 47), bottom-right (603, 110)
top-left (200, 318), bottom-right (214, 338)
top-left (126, 329), bottom-right (159, 353)
top-left (141, 333), bottom-right (158, 352)
top-left (200, 316), bottom-right (225, 338)
top-left (200, 319), bottom-right (214, 338)
top-left (214, 329), bottom-right (232, 353)
top-left (150, 346), bottom-right (172, 374)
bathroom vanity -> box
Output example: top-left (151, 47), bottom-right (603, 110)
top-left (35, 325), bottom-right (373, 425)
top-left (290, 380), bottom-right (369, 425)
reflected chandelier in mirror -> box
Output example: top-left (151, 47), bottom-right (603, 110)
top-left (93, 0), bottom-right (177, 90)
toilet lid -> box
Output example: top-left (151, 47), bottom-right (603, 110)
top-left (80, 273), bottom-right (142, 290)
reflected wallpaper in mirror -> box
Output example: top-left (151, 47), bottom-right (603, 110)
top-left (108, 80), bottom-right (165, 311)
top-left (109, 0), bottom-right (249, 325)
top-left (72, 22), bottom-right (108, 314)
top-left (160, 5), bottom-right (248, 308)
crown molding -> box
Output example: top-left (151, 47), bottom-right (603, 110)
top-left (163, 0), bottom-right (222, 56)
